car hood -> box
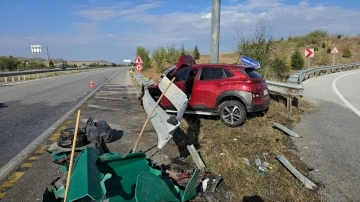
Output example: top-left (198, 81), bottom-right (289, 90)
top-left (175, 55), bottom-right (196, 71)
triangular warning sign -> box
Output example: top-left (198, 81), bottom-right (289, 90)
top-left (331, 47), bottom-right (339, 54)
top-left (134, 55), bottom-right (143, 64)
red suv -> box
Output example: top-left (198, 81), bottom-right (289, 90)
top-left (146, 55), bottom-right (270, 127)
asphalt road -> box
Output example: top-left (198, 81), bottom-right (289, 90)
top-left (293, 70), bottom-right (360, 202)
top-left (0, 68), bottom-right (123, 168)
top-left (0, 68), bottom-right (180, 202)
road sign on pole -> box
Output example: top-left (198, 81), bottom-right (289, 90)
top-left (240, 55), bottom-right (260, 69)
top-left (134, 56), bottom-right (143, 65)
top-left (31, 45), bottom-right (41, 53)
top-left (136, 64), bottom-right (143, 72)
top-left (305, 48), bottom-right (314, 68)
top-left (330, 47), bottom-right (339, 65)
top-left (305, 48), bottom-right (314, 58)
top-left (330, 47), bottom-right (339, 54)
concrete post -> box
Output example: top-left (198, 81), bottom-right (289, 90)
top-left (210, 0), bottom-right (221, 63)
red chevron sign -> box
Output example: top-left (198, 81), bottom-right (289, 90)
top-left (305, 48), bottom-right (314, 58)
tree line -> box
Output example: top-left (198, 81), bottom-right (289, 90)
top-left (0, 56), bottom-right (46, 71)
top-left (136, 44), bottom-right (200, 73)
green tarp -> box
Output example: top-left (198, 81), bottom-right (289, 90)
top-left (43, 147), bottom-right (199, 202)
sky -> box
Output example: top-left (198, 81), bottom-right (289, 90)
top-left (0, 0), bottom-right (360, 63)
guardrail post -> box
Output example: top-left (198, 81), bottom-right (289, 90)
top-left (287, 97), bottom-right (292, 116)
top-left (11, 76), bottom-right (14, 82)
top-left (23, 75), bottom-right (26, 81)
top-left (36, 74), bottom-right (39, 79)
top-left (17, 75), bottom-right (20, 81)
top-left (4, 77), bottom-right (7, 83)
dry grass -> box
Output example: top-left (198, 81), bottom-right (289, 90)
top-left (141, 67), bottom-right (162, 83)
top-left (182, 98), bottom-right (319, 201)
top-left (196, 52), bottom-right (239, 64)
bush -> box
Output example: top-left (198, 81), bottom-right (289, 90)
top-left (0, 56), bottom-right (21, 71)
top-left (307, 30), bottom-right (328, 38)
top-left (166, 44), bottom-right (181, 65)
top-left (193, 45), bottom-right (200, 60)
top-left (322, 42), bottom-right (326, 48)
top-left (326, 47), bottom-right (331, 54)
top-left (337, 34), bottom-right (342, 39)
top-left (180, 44), bottom-right (186, 55)
top-left (136, 46), bottom-right (151, 70)
top-left (152, 47), bottom-right (168, 73)
top-left (271, 57), bottom-right (289, 80)
top-left (236, 21), bottom-right (272, 78)
top-left (291, 49), bottom-right (304, 70)
top-left (314, 47), bottom-right (319, 52)
top-left (49, 60), bottom-right (54, 67)
top-left (342, 46), bottom-right (351, 58)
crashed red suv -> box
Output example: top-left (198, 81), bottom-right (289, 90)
top-left (147, 55), bottom-right (270, 127)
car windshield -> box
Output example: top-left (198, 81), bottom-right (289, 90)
top-left (245, 68), bottom-right (262, 78)
top-left (163, 65), bottom-right (175, 76)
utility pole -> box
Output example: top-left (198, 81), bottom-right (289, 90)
top-left (46, 46), bottom-right (50, 68)
top-left (210, 0), bottom-right (221, 63)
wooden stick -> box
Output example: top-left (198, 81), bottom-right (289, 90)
top-left (64, 109), bottom-right (81, 202)
top-left (132, 77), bottom-right (175, 152)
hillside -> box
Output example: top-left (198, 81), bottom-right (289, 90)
top-left (197, 35), bottom-right (360, 67)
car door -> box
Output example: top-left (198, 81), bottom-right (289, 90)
top-left (189, 67), bottom-right (231, 110)
top-left (160, 66), bottom-right (191, 108)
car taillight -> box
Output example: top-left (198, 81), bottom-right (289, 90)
top-left (252, 92), bottom-right (261, 101)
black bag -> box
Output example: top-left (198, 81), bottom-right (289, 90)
top-left (85, 117), bottom-right (113, 143)
top-left (57, 127), bottom-right (88, 148)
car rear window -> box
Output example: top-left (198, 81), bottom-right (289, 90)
top-left (245, 68), bottom-right (262, 78)
top-left (200, 68), bottom-right (226, 80)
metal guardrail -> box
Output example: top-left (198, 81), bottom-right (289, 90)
top-left (0, 67), bottom-right (113, 83)
top-left (266, 80), bottom-right (303, 98)
top-left (287, 63), bottom-right (360, 84)
top-left (0, 67), bottom-right (98, 77)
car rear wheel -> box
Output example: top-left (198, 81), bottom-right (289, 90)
top-left (218, 101), bottom-right (246, 127)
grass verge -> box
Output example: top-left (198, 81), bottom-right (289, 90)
top-left (190, 98), bottom-right (320, 201)
top-left (139, 68), bottom-right (320, 201)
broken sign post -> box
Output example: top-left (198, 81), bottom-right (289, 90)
top-left (132, 77), bottom-right (176, 152)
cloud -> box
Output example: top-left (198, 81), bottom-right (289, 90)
top-left (2, 0), bottom-right (360, 62)
top-left (73, 22), bottom-right (99, 32)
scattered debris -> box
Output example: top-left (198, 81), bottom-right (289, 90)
top-left (219, 153), bottom-right (225, 156)
top-left (202, 178), bottom-right (210, 192)
top-left (255, 156), bottom-right (268, 173)
top-left (243, 158), bottom-right (251, 166)
top-left (276, 155), bottom-right (318, 190)
top-left (187, 144), bottom-right (206, 170)
top-left (233, 138), bottom-right (237, 141)
top-left (273, 122), bottom-right (301, 138)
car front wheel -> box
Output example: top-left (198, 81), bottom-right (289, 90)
top-left (218, 101), bottom-right (246, 127)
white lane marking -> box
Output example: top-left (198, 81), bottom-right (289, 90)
top-left (332, 71), bottom-right (360, 117)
